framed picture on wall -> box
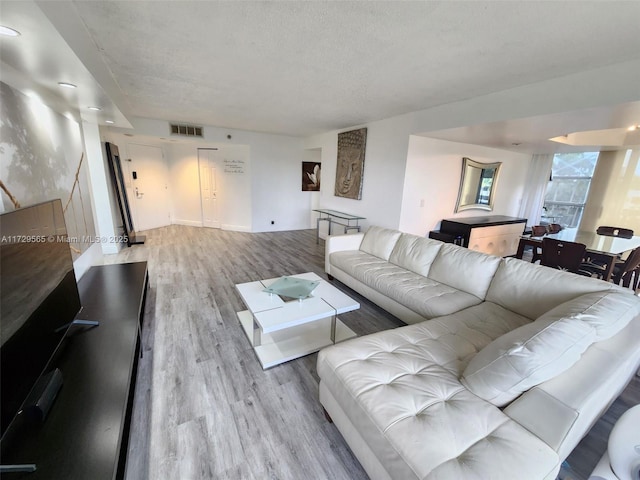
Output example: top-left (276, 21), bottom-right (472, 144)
top-left (302, 162), bottom-right (321, 191)
top-left (335, 128), bottom-right (367, 200)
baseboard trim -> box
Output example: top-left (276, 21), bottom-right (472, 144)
top-left (172, 219), bottom-right (203, 227)
top-left (222, 224), bottom-right (251, 232)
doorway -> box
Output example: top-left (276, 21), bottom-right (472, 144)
top-left (198, 148), bottom-right (220, 228)
top-left (127, 143), bottom-right (171, 231)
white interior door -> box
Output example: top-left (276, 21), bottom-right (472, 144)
top-left (127, 143), bottom-right (171, 231)
top-left (198, 148), bottom-right (220, 228)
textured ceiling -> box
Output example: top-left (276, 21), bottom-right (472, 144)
top-left (1, 1), bottom-right (640, 145)
top-left (67, 0), bottom-right (640, 137)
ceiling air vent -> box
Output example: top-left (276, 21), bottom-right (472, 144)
top-left (170, 123), bottom-right (203, 137)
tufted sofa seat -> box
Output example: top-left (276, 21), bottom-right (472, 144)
top-left (318, 226), bottom-right (640, 479)
top-left (330, 249), bottom-right (484, 319)
top-left (318, 315), bottom-right (558, 479)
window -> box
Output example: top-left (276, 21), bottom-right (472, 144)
top-left (543, 152), bottom-right (598, 228)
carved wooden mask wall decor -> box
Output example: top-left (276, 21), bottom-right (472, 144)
top-left (335, 128), bottom-right (367, 200)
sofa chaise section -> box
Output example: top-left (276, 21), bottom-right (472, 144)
top-left (317, 318), bottom-right (559, 479)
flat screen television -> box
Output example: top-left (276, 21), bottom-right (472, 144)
top-left (0, 199), bottom-right (81, 438)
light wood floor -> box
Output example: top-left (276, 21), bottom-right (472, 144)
top-left (105, 225), bottom-right (639, 480)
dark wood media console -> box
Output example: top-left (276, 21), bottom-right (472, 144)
top-left (1, 262), bottom-right (148, 480)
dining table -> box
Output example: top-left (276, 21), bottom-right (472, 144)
top-left (515, 228), bottom-right (640, 281)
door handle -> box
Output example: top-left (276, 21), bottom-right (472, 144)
top-left (135, 187), bottom-right (144, 199)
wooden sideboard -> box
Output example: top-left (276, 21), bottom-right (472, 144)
top-left (429, 216), bottom-right (527, 257)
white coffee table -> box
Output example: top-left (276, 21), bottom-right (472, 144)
top-left (235, 272), bottom-right (359, 369)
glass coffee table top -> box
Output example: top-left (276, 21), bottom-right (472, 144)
top-left (262, 276), bottom-right (320, 301)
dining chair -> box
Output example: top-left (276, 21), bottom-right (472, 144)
top-left (524, 225), bottom-right (548, 263)
top-left (579, 255), bottom-right (618, 279)
top-left (596, 226), bottom-right (634, 238)
top-left (611, 247), bottom-right (640, 290)
top-left (531, 225), bottom-right (548, 236)
top-left (583, 226), bottom-right (635, 272)
top-left (541, 238), bottom-right (588, 274)
top-left (547, 223), bottom-right (563, 234)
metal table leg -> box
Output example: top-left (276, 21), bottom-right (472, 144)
top-left (252, 318), bottom-right (262, 346)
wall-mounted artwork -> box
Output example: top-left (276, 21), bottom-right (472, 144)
top-left (302, 162), bottom-right (321, 191)
top-left (335, 128), bottom-right (367, 200)
top-left (0, 82), bottom-right (96, 259)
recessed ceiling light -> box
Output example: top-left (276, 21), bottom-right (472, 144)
top-left (88, 106), bottom-right (102, 111)
top-left (628, 125), bottom-right (638, 131)
top-left (105, 120), bottom-right (114, 124)
top-left (0, 26), bottom-right (21, 37)
top-left (58, 82), bottom-right (77, 89)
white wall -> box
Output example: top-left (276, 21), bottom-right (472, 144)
top-left (304, 117), bottom-right (414, 231)
top-left (101, 134), bottom-right (250, 231)
top-left (81, 121), bottom-right (118, 256)
top-left (100, 135), bottom-right (171, 232)
top-left (165, 143), bottom-right (201, 226)
top-left (95, 61), bottom-right (640, 236)
top-left (104, 118), bottom-right (307, 232)
top-left (399, 136), bottom-right (531, 235)
top-left (164, 143), bottom-right (253, 230)
top-left (304, 114), bottom-right (530, 234)
top-left (302, 60), bottom-right (640, 235)
top-left (304, 148), bottom-right (322, 228)
top-left (582, 148), bottom-right (640, 233)
top-left (200, 144), bottom-right (252, 231)
top-left (248, 134), bottom-right (308, 232)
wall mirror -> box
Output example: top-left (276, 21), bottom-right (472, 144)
top-left (455, 157), bottom-right (501, 212)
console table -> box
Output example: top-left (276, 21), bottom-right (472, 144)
top-left (429, 216), bottom-right (527, 257)
top-left (0, 262), bottom-right (148, 480)
top-left (313, 209), bottom-right (365, 244)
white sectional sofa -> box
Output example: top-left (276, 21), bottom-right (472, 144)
top-left (318, 226), bottom-right (640, 480)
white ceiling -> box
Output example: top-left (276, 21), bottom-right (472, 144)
top-left (0, 1), bottom-right (130, 126)
top-left (422, 101), bottom-right (640, 154)
top-left (1, 1), bottom-right (640, 150)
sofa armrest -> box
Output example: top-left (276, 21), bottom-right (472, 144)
top-left (504, 317), bottom-right (640, 459)
top-left (504, 387), bottom-right (579, 452)
top-left (325, 233), bottom-right (364, 274)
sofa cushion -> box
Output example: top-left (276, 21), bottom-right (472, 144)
top-left (331, 250), bottom-right (482, 319)
top-left (427, 243), bottom-right (502, 299)
top-left (359, 226), bottom-right (402, 261)
top-left (460, 290), bottom-right (640, 407)
top-left (504, 318), bottom-right (640, 458)
top-left (486, 257), bottom-right (620, 320)
top-left (379, 271), bottom-right (483, 320)
top-left (330, 250), bottom-right (411, 290)
top-left (388, 233), bottom-right (442, 277)
top-left (432, 302), bottom-right (532, 368)
top-left (540, 290), bottom-right (640, 341)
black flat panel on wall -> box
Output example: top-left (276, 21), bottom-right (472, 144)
top-left (0, 262), bottom-right (148, 480)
